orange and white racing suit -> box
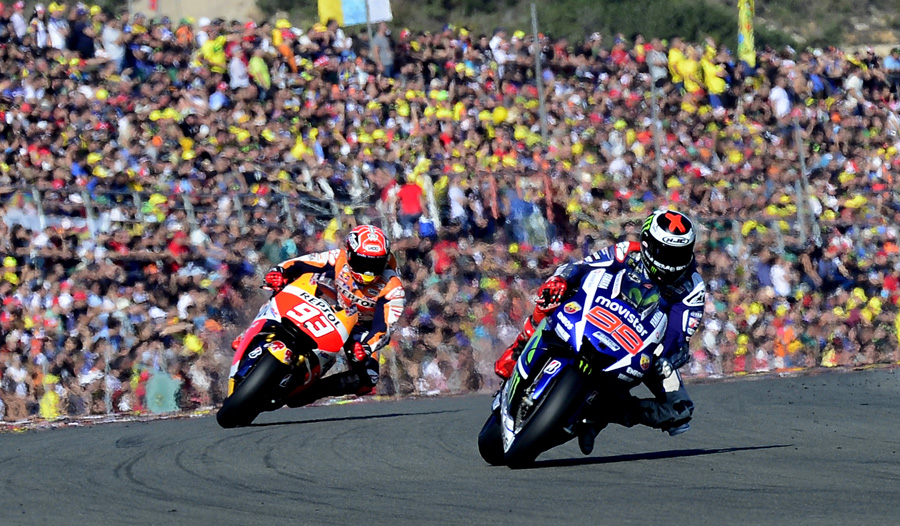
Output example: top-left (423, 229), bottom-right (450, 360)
top-left (277, 248), bottom-right (406, 355)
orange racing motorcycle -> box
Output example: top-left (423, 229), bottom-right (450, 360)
top-left (217, 273), bottom-right (358, 428)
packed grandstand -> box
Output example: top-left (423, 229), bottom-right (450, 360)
top-left (0, 3), bottom-right (899, 422)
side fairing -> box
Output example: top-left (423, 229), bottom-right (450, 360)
top-left (546, 268), bottom-right (667, 384)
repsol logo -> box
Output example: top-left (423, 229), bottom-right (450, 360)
top-left (596, 296), bottom-right (648, 337)
top-left (296, 289), bottom-right (342, 327)
top-left (335, 281), bottom-right (378, 310)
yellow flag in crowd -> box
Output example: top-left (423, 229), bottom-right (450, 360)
top-left (738, 0), bottom-right (756, 67)
top-left (318, 0), bottom-right (345, 26)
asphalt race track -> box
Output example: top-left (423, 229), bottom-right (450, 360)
top-left (1, 368), bottom-right (899, 526)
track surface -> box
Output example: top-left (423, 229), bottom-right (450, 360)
top-left (1, 369), bottom-right (899, 525)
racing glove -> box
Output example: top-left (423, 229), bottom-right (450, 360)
top-left (350, 342), bottom-right (372, 363)
top-left (655, 357), bottom-right (674, 379)
top-left (535, 276), bottom-right (568, 312)
top-left (263, 267), bottom-right (287, 292)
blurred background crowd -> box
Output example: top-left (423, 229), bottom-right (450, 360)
top-left (1, 3), bottom-right (899, 422)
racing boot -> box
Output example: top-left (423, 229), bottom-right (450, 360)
top-left (494, 316), bottom-right (538, 379)
top-left (577, 420), bottom-right (608, 455)
top-left (611, 396), bottom-right (693, 436)
top-left (665, 421), bottom-right (691, 436)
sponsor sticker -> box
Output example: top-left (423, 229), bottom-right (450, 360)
top-left (564, 301), bottom-right (581, 314)
top-left (640, 353), bottom-right (651, 370)
top-left (687, 314), bottom-right (701, 330)
top-left (661, 235), bottom-right (691, 246)
top-left (347, 232), bottom-right (360, 251)
top-left (592, 331), bottom-right (621, 352)
top-left (543, 360), bottom-right (562, 375)
top-left (556, 313), bottom-right (574, 330)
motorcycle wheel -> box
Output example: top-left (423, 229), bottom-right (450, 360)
top-left (217, 352), bottom-right (288, 428)
top-left (477, 409), bottom-right (505, 466)
top-left (504, 367), bottom-right (585, 468)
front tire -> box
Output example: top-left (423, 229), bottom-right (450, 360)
top-left (504, 367), bottom-right (585, 468)
top-left (478, 409), bottom-right (505, 466)
top-left (217, 352), bottom-right (288, 428)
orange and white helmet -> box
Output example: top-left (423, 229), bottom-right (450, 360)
top-left (346, 225), bottom-right (390, 284)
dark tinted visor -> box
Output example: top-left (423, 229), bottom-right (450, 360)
top-left (348, 250), bottom-right (388, 276)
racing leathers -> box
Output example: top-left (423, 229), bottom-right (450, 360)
top-left (265, 248), bottom-right (405, 404)
top-left (494, 241), bottom-right (705, 434)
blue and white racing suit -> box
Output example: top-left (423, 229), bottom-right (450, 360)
top-left (554, 241), bottom-right (705, 429)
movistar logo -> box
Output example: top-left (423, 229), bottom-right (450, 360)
top-left (595, 296), bottom-right (649, 336)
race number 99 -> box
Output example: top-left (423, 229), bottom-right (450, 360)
top-left (586, 306), bottom-right (643, 354)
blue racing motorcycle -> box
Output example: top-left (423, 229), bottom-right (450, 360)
top-left (478, 268), bottom-right (668, 468)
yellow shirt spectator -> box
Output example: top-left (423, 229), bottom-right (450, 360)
top-left (678, 55), bottom-right (703, 94)
top-left (668, 45), bottom-right (685, 83)
top-left (701, 57), bottom-right (726, 95)
top-left (200, 36), bottom-right (227, 74)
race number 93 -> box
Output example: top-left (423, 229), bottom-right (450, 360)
top-left (284, 301), bottom-right (335, 338)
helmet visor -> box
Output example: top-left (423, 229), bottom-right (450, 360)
top-left (348, 250), bottom-right (388, 280)
top-left (642, 241), bottom-right (693, 281)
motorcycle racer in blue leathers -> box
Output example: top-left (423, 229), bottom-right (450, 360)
top-left (494, 210), bottom-right (706, 454)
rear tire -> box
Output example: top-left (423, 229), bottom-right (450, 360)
top-left (217, 352), bottom-right (288, 428)
top-left (504, 367), bottom-right (585, 468)
top-left (477, 409), bottom-right (505, 466)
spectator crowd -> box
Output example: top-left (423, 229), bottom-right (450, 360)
top-left (1, 2), bottom-right (899, 422)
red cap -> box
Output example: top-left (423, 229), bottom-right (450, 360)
top-left (73, 292), bottom-right (88, 302)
